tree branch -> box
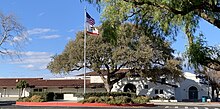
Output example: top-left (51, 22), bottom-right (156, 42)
top-left (197, 10), bottom-right (220, 29)
top-left (110, 73), bottom-right (126, 85)
top-left (123, 0), bottom-right (220, 30)
top-left (111, 62), bottom-right (128, 75)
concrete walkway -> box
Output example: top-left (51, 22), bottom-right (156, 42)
top-left (154, 102), bottom-right (220, 107)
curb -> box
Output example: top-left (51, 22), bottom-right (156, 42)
top-left (16, 102), bottom-right (154, 107)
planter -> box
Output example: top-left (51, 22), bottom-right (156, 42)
top-left (16, 102), bottom-right (154, 107)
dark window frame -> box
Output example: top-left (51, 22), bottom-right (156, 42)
top-left (160, 89), bottom-right (164, 94)
top-left (155, 89), bottom-right (158, 94)
top-left (144, 85), bottom-right (148, 89)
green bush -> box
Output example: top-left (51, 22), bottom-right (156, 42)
top-left (79, 96), bottom-right (133, 105)
top-left (29, 95), bottom-right (44, 102)
top-left (100, 96), bottom-right (112, 103)
top-left (132, 96), bottom-right (150, 104)
top-left (108, 96), bottom-right (132, 105)
top-left (84, 92), bottom-right (136, 99)
top-left (29, 92), bottom-right (54, 101)
top-left (17, 97), bottom-right (30, 102)
top-left (79, 96), bottom-right (113, 104)
top-left (79, 95), bottom-right (150, 104)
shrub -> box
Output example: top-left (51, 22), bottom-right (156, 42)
top-left (29, 92), bottom-right (54, 101)
top-left (132, 96), bottom-right (150, 104)
top-left (29, 95), bottom-right (44, 102)
top-left (79, 96), bottom-right (133, 105)
top-left (100, 96), bottom-right (112, 102)
top-left (79, 97), bottom-right (98, 103)
top-left (79, 94), bottom-right (150, 105)
top-left (109, 96), bottom-right (132, 105)
top-left (84, 92), bottom-right (136, 99)
top-left (17, 97), bottom-right (30, 102)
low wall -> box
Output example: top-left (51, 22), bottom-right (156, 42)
top-left (16, 102), bottom-right (155, 107)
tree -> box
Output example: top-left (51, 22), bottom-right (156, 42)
top-left (47, 24), bottom-right (183, 92)
top-left (16, 80), bottom-right (29, 97)
top-left (82, 0), bottom-right (220, 73)
top-left (0, 12), bottom-right (26, 56)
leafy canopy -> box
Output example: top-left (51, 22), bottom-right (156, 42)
top-left (82, 0), bottom-right (220, 72)
top-left (48, 24), bottom-right (183, 91)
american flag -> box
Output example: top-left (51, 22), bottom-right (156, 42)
top-left (86, 12), bottom-right (95, 25)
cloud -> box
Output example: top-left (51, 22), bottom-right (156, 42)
top-left (21, 64), bottom-right (34, 69)
top-left (8, 51), bottom-right (54, 71)
top-left (68, 29), bottom-right (75, 33)
top-left (40, 35), bottom-right (61, 39)
top-left (27, 28), bottom-right (55, 35)
top-left (38, 12), bottom-right (45, 17)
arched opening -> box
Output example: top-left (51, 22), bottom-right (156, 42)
top-left (188, 86), bottom-right (198, 100)
top-left (124, 83), bottom-right (136, 93)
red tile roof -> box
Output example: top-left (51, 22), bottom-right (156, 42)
top-left (76, 69), bottom-right (129, 76)
top-left (0, 78), bottom-right (104, 88)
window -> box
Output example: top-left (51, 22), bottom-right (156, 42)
top-left (144, 85), bottom-right (148, 89)
top-left (33, 89), bottom-right (38, 92)
top-left (160, 89), bottom-right (164, 94)
top-left (39, 88), bottom-right (43, 92)
top-left (155, 89), bottom-right (158, 94)
top-left (161, 78), bottom-right (166, 83)
top-left (33, 88), bottom-right (43, 92)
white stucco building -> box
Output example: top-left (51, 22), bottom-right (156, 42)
top-left (82, 71), bottom-right (210, 101)
top-left (0, 71), bottom-right (211, 101)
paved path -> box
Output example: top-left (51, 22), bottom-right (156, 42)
top-left (0, 105), bottom-right (220, 109)
top-left (162, 106), bottom-right (220, 109)
top-left (154, 102), bottom-right (220, 107)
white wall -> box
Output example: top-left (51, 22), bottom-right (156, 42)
top-left (175, 73), bottom-right (209, 101)
top-left (0, 87), bottom-right (20, 97)
top-left (112, 77), bottom-right (175, 98)
top-left (90, 76), bottom-right (104, 83)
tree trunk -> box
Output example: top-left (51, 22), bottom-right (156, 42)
top-left (211, 85), bottom-right (215, 101)
top-left (104, 83), bottom-right (113, 93)
top-left (216, 88), bottom-right (219, 101)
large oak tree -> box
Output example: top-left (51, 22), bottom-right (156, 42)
top-left (81, 0), bottom-right (220, 99)
top-left (47, 24), bottom-right (182, 92)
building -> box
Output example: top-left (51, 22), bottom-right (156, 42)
top-left (0, 78), bottom-right (104, 98)
top-left (0, 71), bottom-right (210, 101)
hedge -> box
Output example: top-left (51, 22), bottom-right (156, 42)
top-left (84, 92), bottom-right (136, 99)
top-left (29, 92), bottom-right (54, 101)
top-left (79, 96), bottom-right (150, 104)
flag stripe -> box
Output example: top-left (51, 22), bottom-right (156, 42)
top-left (86, 24), bottom-right (99, 35)
top-left (86, 12), bottom-right (95, 25)
top-left (87, 31), bottom-right (99, 35)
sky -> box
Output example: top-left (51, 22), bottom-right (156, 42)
top-left (0, 0), bottom-right (219, 78)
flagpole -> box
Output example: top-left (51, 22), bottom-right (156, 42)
top-left (83, 7), bottom-right (87, 94)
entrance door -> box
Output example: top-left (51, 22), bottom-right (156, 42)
top-left (188, 86), bottom-right (198, 100)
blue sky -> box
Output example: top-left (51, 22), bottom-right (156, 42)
top-left (0, 0), bottom-right (219, 78)
top-left (0, 0), bottom-right (100, 78)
